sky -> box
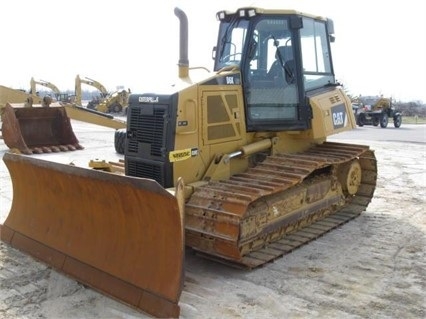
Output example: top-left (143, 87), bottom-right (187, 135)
top-left (1, 0), bottom-right (425, 102)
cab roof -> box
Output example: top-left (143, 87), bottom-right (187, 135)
top-left (217, 7), bottom-right (328, 22)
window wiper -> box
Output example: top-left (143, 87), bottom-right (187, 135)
top-left (219, 16), bottom-right (239, 59)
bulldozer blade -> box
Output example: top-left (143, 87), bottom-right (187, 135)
top-left (1, 103), bottom-right (83, 154)
top-left (0, 152), bottom-right (185, 318)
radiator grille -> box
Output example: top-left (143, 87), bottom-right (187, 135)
top-left (127, 160), bottom-right (164, 185)
top-left (125, 99), bottom-right (175, 188)
top-left (127, 107), bottom-right (166, 157)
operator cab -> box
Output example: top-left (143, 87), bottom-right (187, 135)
top-left (213, 8), bottom-right (336, 131)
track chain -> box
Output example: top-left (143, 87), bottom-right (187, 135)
top-left (186, 142), bottom-right (377, 268)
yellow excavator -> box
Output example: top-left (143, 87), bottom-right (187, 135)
top-left (74, 74), bottom-right (109, 107)
top-left (1, 7), bottom-right (377, 318)
top-left (74, 75), bottom-right (128, 113)
top-left (30, 77), bottom-right (60, 95)
top-left (29, 77), bottom-right (72, 104)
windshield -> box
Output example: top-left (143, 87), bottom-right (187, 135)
top-left (215, 19), bottom-right (249, 69)
top-left (213, 10), bottom-right (336, 131)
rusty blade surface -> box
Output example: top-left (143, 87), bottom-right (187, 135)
top-left (0, 152), bottom-right (184, 318)
top-left (1, 103), bottom-right (83, 154)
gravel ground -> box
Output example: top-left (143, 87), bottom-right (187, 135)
top-left (0, 122), bottom-right (425, 319)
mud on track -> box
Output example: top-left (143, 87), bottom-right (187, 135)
top-left (0, 122), bottom-right (425, 318)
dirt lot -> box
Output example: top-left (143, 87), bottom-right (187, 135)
top-left (0, 122), bottom-right (425, 319)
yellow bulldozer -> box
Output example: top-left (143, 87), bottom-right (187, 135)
top-left (0, 7), bottom-right (377, 318)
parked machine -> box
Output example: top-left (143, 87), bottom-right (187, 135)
top-left (1, 7), bottom-right (377, 318)
top-left (30, 77), bottom-right (74, 106)
top-left (355, 97), bottom-right (402, 128)
top-left (95, 88), bottom-right (130, 113)
top-left (74, 75), bottom-right (127, 113)
top-left (74, 75), bottom-right (109, 107)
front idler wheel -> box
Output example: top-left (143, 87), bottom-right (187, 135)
top-left (338, 160), bottom-right (362, 196)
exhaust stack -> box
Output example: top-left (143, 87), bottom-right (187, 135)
top-left (174, 7), bottom-right (189, 78)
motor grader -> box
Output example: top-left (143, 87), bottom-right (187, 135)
top-left (0, 7), bottom-right (377, 318)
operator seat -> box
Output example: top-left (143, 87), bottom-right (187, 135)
top-left (267, 46), bottom-right (295, 85)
